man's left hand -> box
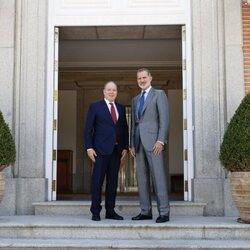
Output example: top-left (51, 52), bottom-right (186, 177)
top-left (153, 142), bottom-right (164, 156)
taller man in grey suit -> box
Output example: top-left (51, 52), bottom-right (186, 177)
top-left (130, 68), bottom-right (170, 223)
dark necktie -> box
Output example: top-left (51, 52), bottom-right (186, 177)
top-left (110, 103), bottom-right (117, 124)
top-left (138, 91), bottom-right (146, 119)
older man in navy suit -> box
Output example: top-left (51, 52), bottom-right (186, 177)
top-left (84, 81), bottom-right (128, 221)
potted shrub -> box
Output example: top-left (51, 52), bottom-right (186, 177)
top-left (220, 93), bottom-right (250, 223)
top-left (0, 110), bottom-right (16, 203)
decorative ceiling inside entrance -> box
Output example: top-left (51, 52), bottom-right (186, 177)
top-left (59, 25), bottom-right (182, 71)
top-left (60, 25), bottom-right (181, 40)
top-left (58, 25), bottom-right (182, 89)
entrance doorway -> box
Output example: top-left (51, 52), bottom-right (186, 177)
top-left (56, 25), bottom-right (183, 201)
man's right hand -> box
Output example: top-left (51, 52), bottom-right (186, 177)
top-left (87, 148), bottom-right (97, 163)
top-left (129, 147), bottom-right (136, 158)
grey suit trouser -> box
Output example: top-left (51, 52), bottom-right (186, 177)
top-left (136, 143), bottom-right (170, 216)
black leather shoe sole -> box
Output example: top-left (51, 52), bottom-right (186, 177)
top-left (156, 215), bottom-right (169, 223)
top-left (132, 214), bottom-right (153, 220)
top-left (106, 214), bottom-right (124, 220)
top-left (92, 215), bottom-right (101, 221)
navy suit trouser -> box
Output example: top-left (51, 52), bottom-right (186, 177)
top-left (90, 146), bottom-right (120, 215)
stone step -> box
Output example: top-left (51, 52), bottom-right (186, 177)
top-left (33, 201), bottom-right (206, 216)
top-left (1, 238), bottom-right (250, 249)
top-left (0, 216), bottom-right (249, 241)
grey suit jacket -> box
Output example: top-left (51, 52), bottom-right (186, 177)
top-left (130, 87), bottom-right (170, 152)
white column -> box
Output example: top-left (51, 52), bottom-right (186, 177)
top-left (192, 0), bottom-right (229, 215)
top-left (14, 0), bottom-right (48, 214)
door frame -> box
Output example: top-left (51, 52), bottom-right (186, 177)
top-left (45, 0), bottom-right (194, 201)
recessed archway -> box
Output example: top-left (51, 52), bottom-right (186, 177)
top-left (56, 25), bottom-right (184, 201)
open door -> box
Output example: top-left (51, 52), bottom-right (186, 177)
top-left (182, 25), bottom-right (189, 201)
top-left (51, 27), bottom-right (59, 200)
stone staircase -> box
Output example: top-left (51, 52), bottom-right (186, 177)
top-left (0, 201), bottom-right (249, 249)
top-left (33, 200), bottom-right (206, 217)
top-left (0, 215), bottom-right (250, 249)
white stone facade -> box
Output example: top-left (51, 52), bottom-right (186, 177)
top-left (0, 0), bottom-right (245, 215)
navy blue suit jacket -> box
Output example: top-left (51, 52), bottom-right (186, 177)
top-left (84, 100), bottom-right (129, 155)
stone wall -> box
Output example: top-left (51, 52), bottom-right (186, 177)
top-left (0, 0), bottom-right (48, 215)
top-left (0, 0), bottom-right (17, 215)
top-left (242, 0), bottom-right (250, 93)
top-left (192, 0), bottom-right (244, 216)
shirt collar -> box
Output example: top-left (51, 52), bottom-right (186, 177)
top-left (104, 98), bottom-right (115, 106)
top-left (141, 86), bottom-right (152, 95)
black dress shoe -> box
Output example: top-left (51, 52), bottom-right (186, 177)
top-left (106, 211), bottom-right (124, 220)
top-left (132, 213), bottom-right (152, 220)
top-left (156, 215), bottom-right (169, 223)
top-left (92, 214), bottom-right (101, 221)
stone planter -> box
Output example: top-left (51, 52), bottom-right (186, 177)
top-left (231, 172), bottom-right (250, 223)
top-left (0, 172), bottom-right (5, 203)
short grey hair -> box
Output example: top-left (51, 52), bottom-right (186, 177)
top-left (137, 68), bottom-right (151, 76)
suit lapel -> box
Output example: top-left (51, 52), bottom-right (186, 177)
top-left (115, 102), bottom-right (121, 123)
top-left (103, 100), bottom-right (121, 125)
top-left (134, 95), bottom-right (141, 119)
top-left (101, 100), bottom-right (114, 124)
top-left (141, 88), bottom-right (155, 116)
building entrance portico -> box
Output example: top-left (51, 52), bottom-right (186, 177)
top-left (46, 0), bottom-right (193, 202)
top-left (0, 0), bottom-right (246, 219)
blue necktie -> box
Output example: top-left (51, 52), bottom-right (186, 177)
top-left (138, 91), bottom-right (146, 119)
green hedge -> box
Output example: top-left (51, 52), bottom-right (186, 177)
top-left (0, 111), bottom-right (16, 169)
top-left (219, 93), bottom-right (250, 172)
